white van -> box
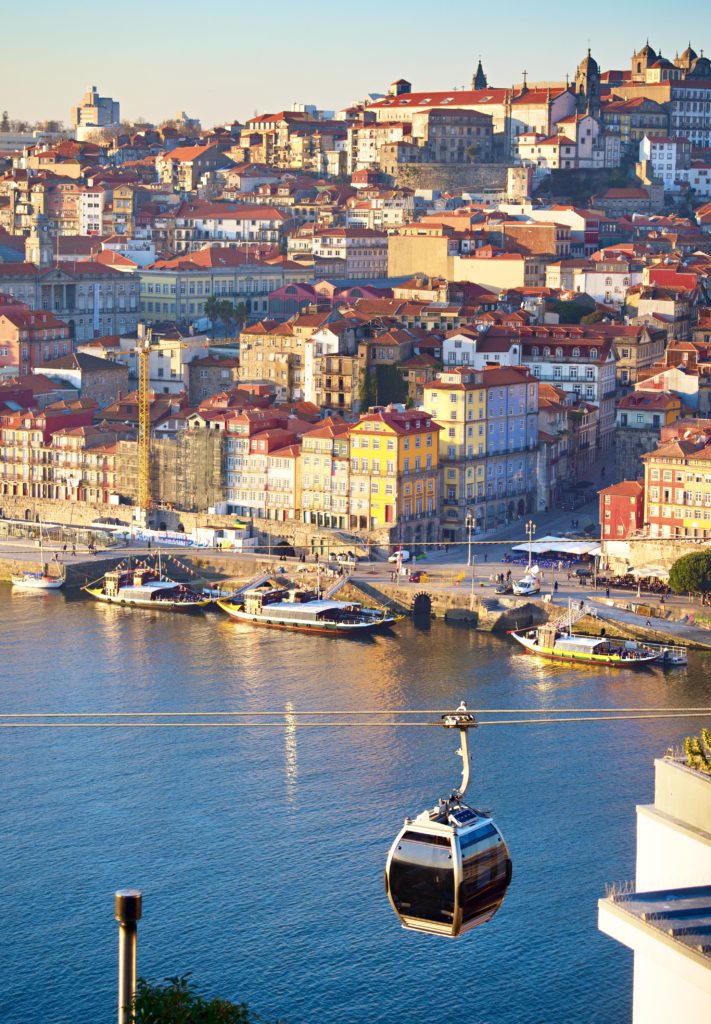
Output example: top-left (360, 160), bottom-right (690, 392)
top-left (512, 567), bottom-right (541, 596)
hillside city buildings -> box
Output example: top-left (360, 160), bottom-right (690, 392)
top-left (1, 43), bottom-right (711, 556)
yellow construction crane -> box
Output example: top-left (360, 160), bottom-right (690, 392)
top-left (136, 328), bottom-right (152, 512)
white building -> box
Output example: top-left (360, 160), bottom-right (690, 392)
top-left (599, 752), bottom-right (711, 1023)
top-left (639, 134), bottom-right (692, 189)
top-left (72, 85), bottom-right (120, 142)
top-left (571, 260), bottom-right (644, 307)
top-left (443, 328), bottom-right (522, 369)
top-left (312, 227), bottom-right (388, 279)
top-left (520, 333), bottom-right (617, 449)
top-left (79, 186), bottom-right (107, 236)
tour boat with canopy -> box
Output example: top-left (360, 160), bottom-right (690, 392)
top-left (217, 583), bottom-right (398, 634)
top-left (83, 563), bottom-right (211, 611)
top-left (509, 601), bottom-right (662, 667)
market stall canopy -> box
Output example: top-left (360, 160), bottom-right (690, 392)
top-left (511, 535), bottom-right (602, 557)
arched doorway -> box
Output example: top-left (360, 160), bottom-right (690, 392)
top-left (412, 592), bottom-right (432, 618)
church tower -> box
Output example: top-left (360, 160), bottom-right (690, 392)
top-left (25, 214), bottom-right (53, 268)
top-left (574, 48), bottom-right (601, 115)
top-left (472, 59), bottom-right (488, 91)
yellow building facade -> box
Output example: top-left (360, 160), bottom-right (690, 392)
top-left (348, 406), bottom-right (440, 545)
top-left (423, 369), bottom-right (487, 542)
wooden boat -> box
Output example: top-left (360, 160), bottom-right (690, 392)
top-left (509, 624), bottom-right (659, 666)
top-left (217, 585), bottom-right (399, 634)
top-left (84, 565), bottom-right (211, 611)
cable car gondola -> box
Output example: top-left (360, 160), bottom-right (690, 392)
top-left (384, 704), bottom-right (512, 937)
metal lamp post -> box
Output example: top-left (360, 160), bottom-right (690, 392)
top-left (526, 519), bottom-right (536, 572)
top-left (466, 510), bottom-right (475, 608)
top-left (466, 509), bottom-right (474, 568)
top-left (115, 889), bottom-right (142, 1024)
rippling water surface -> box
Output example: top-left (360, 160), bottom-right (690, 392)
top-left (2, 586), bottom-right (711, 1023)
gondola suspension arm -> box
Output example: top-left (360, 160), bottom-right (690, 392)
top-left (442, 701), bottom-right (478, 802)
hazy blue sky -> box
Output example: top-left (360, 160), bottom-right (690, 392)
top-left (1, 0), bottom-right (707, 127)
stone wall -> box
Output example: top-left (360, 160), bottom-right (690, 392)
top-left (615, 426), bottom-right (660, 481)
top-left (604, 537), bottom-right (711, 573)
top-left (391, 162), bottom-right (509, 193)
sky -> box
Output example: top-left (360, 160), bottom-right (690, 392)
top-left (1, 0), bottom-right (708, 128)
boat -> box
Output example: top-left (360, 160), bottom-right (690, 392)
top-left (11, 565), bottom-right (65, 590)
top-left (83, 565), bottom-right (212, 611)
top-left (621, 640), bottom-right (688, 667)
top-left (12, 522), bottom-right (65, 590)
top-left (509, 624), bottom-right (660, 666)
top-left (217, 584), bottom-right (399, 634)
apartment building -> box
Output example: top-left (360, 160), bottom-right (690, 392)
top-left (643, 434), bottom-right (711, 539)
top-left (348, 406), bottom-right (440, 544)
top-left (300, 419), bottom-right (351, 528)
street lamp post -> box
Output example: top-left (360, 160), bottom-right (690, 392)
top-left (466, 510), bottom-right (475, 609)
top-left (526, 519), bottom-right (536, 572)
top-left (466, 509), bottom-right (474, 568)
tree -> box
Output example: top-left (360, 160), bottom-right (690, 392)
top-left (684, 729), bottom-right (711, 774)
top-left (375, 364), bottom-right (408, 406)
top-left (669, 549), bottom-right (711, 595)
top-left (551, 300), bottom-right (590, 325)
top-left (580, 311), bottom-right (604, 324)
top-left (359, 368), bottom-right (377, 408)
top-left (234, 301), bottom-right (248, 330)
top-left (131, 974), bottom-right (262, 1023)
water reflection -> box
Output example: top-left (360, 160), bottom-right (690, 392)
top-left (284, 700), bottom-right (298, 804)
top-left (2, 592), bottom-right (711, 1024)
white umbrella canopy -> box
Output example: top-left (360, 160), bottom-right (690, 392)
top-left (631, 565), bottom-right (670, 579)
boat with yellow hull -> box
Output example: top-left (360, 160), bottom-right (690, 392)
top-left (509, 623), bottom-right (659, 667)
top-left (84, 565), bottom-right (212, 611)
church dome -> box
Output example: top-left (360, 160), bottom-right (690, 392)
top-left (636, 41), bottom-right (658, 61)
top-left (689, 55), bottom-right (711, 78)
top-left (579, 48), bottom-right (599, 74)
top-left (680, 43), bottom-right (698, 63)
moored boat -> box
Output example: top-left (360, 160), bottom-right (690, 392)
top-left (217, 584), bottom-right (399, 634)
top-left (84, 566), bottom-right (211, 611)
top-left (12, 519), bottom-right (65, 590)
top-left (509, 622), bottom-right (659, 666)
top-left (11, 566), bottom-right (65, 591)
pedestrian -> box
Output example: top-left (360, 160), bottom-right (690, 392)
top-left (554, 580), bottom-right (559, 593)
top-left (579, 599), bottom-right (584, 611)
top-left (645, 618), bottom-right (651, 627)
top-left (605, 586), bottom-right (610, 599)
top-left (71, 544), bottom-right (76, 557)
top-left (147, 538), bottom-right (151, 551)
top-left (660, 594), bottom-right (665, 606)
top-left (62, 543), bottom-right (67, 555)
top-left (484, 552), bottom-right (488, 563)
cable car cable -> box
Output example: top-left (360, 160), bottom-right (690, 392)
top-left (0, 711), bottom-right (709, 728)
top-left (1, 706), bottom-right (710, 718)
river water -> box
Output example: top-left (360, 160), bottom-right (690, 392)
top-left (2, 586), bottom-right (710, 1024)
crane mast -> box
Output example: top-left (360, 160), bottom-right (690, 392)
top-left (137, 328), bottom-right (152, 513)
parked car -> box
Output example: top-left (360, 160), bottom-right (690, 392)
top-left (388, 549), bottom-right (411, 563)
top-left (495, 580), bottom-right (513, 594)
top-left (574, 566), bottom-right (593, 578)
top-left (408, 571), bottom-right (422, 583)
